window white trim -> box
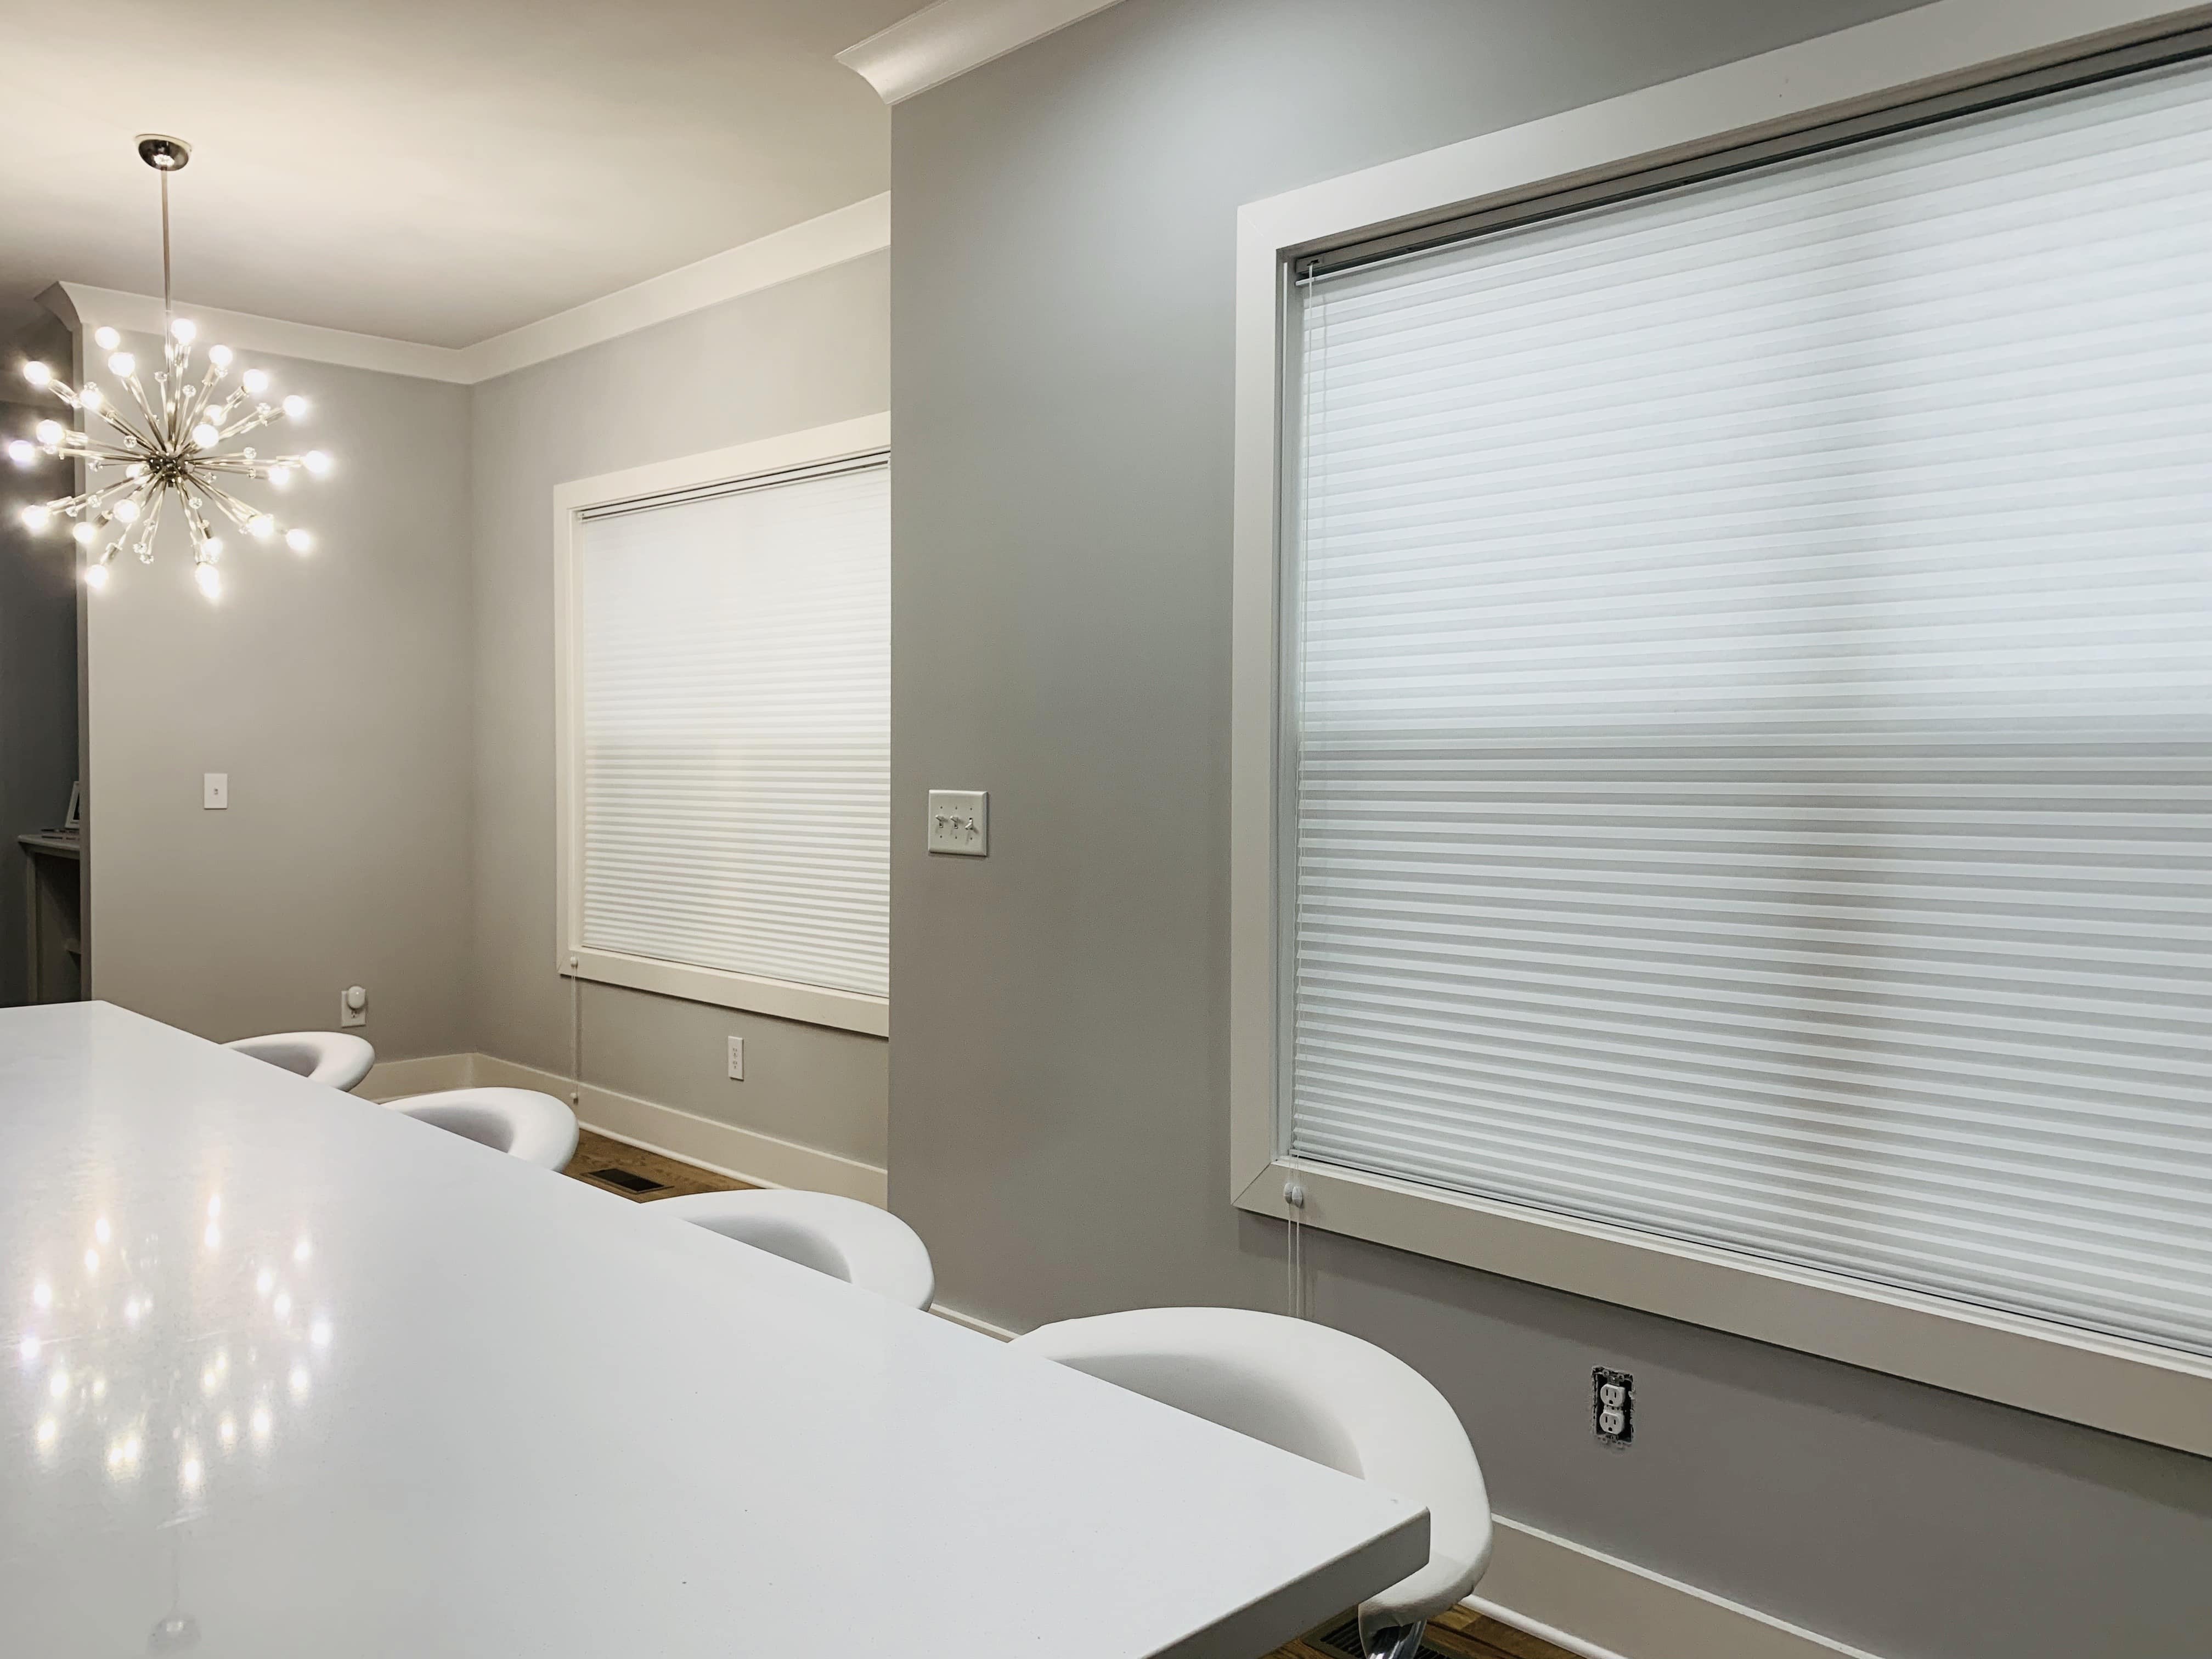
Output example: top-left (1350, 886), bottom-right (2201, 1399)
top-left (554, 412), bottom-right (892, 1038)
top-left (1228, 0), bottom-right (2212, 1458)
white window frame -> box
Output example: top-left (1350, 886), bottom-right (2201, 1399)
top-left (1228, 0), bottom-right (2212, 1457)
top-left (554, 412), bottom-right (891, 1037)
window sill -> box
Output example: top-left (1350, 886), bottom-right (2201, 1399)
top-left (564, 947), bottom-right (888, 1038)
top-left (1233, 1155), bottom-right (2212, 1459)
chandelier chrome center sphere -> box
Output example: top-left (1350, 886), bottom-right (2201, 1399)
top-left (8, 135), bottom-right (331, 601)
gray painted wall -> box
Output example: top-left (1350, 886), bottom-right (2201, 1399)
top-left (0, 389), bottom-right (80, 1007)
top-left (469, 252), bottom-right (890, 1170)
top-left (86, 342), bottom-right (475, 1059)
top-left (885, 4), bottom-right (2212, 1657)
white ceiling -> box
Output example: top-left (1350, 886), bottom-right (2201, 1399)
top-left (0, 0), bottom-right (916, 348)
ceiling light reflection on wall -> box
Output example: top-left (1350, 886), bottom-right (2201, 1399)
top-left (8, 136), bottom-right (331, 601)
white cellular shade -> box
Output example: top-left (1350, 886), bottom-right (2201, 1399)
top-left (580, 462), bottom-right (889, 1000)
top-left (1289, 58), bottom-right (2212, 1355)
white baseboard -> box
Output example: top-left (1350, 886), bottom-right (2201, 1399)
top-left (358, 1050), bottom-right (887, 1206)
top-left (922, 1306), bottom-right (1880, 1659)
top-left (1471, 1518), bottom-right (1884, 1659)
top-left (930, 1302), bottom-right (1021, 1342)
top-left (359, 1052), bottom-right (474, 1101)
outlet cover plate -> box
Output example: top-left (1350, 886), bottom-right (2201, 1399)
top-left (928, 790), bottom-right (988, 856)
top-left (203, 772), bottom-right (228, 810)
top-left (726, 1036), bottom-right (744, 1080)
top-left (1592, 1366), bottom-right (1634, 1445)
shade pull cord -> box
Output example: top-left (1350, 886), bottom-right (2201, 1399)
top-left (1285, 1180), bottom-right (1307, 1319)
top-left (569, 960), bottom-right (583, 1111)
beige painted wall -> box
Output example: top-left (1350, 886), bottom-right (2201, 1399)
top-left (86, 338), bottom-right (475, 1057)
top-left (468, 251), bottom-right (891, 1170)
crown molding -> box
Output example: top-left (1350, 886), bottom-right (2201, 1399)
top-left (838, 0), bottom-right (1128, 103)
top-left (462, 192), bottom-right (889, 382)
top-left (42, 280), bottom-right (467, 382)
top-left (38, 192), bottom-right (891, 386)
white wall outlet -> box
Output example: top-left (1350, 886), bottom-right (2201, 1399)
top-left (726, 1035), bottom-right (744, 1081)
top-left (1593, 1367), bottom-right (1633, 1445)
top-left (202, 772), bottom-right (228, 810)
top-left (340, 985), bottom-right (368, 1029)
top-left (927, 789), bottom-right (988, 856)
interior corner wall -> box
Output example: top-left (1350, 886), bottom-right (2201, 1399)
top-left (84, 341), bottom-right (474, 1058)
top-left (467, 250), bottom-right (891, 1172)
top-left (884, 3), bottom-right (2212, 1658)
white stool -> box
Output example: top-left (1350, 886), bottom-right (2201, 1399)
top-left (224, 1031), bottom-right (376, 1092)
top-left (1011, 1307), bottom-right (1491, 1658)
top-left (384, 1087), bottom-right (579, 1171)
top-left (652, 1190), bottom-right (935, 1311)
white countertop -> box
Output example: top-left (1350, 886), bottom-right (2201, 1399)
top-left (0, 1002), bottom-right (1424, 1657)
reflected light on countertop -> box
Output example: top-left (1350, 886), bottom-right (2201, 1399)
top-left (15, 1184), bottom-right (341, 1516)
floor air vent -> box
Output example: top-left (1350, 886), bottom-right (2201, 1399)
top-left (588, 1167), bottom-right (668, 1194)
top-left (1314, 1619), bottom-right (1451, 1659)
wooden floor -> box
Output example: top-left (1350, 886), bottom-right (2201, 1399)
top-left (557, 1137), bottom-right (1575, 1659)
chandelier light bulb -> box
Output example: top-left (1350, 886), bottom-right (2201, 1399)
top-left (202, 537), bottom-right (223, 561)
top-left (241, 369), bottom-right (269, 396)
top-left (282, 395), bottom-right (308, 420)
top-left (84, 562), bottom-right (109, 590)
top-left (5, 439), bottom-right (31, 467)
top-left (284, 527), bottom-right (312, 554)
top-left (194, 561), bottom-right (222, 601)
top-left (35, 420), bottom-right (63, 448)
top-left (114, 499), bottom-right (140, 525)
top-left (23, 362), bottom-right (50, 387)
top-left (171, 318), bottom-right (196, 344)
top-left (249, 514), bottom-right (274, 539)
top-left (268, 465), bottom-right (291, 489)
top-left (107, 352), bottom-right (136, 379)
top-left (93, 326), bottom-right (121, 351)
top-left (20, 505), bottom-right (49, 529)
top-left (72, 521), bottom-right (97, 545)
top-left (80, 382), bottom-right (102, 410)
top-left (190, 422), bottom-right (219, 449)
top-left (303, 450), bottom-right (330, 477)
top-left (208, 344), bottom-right (232, 369)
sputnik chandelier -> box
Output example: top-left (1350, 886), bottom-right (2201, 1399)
top-left (8, 135), bottom-right (330, 601)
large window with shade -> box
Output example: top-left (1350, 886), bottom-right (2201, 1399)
top-left (555, 416), bottom-right (890, 1036)
top-left (1229, 14), bottom-right (2212, 1455)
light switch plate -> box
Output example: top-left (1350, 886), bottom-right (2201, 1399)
top-left (927, 790), bottom-right (988, 856)
top-left (202, 772), bottom-right (228, 810)
top-left (726, 1035), bottom-right (744, 1081)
